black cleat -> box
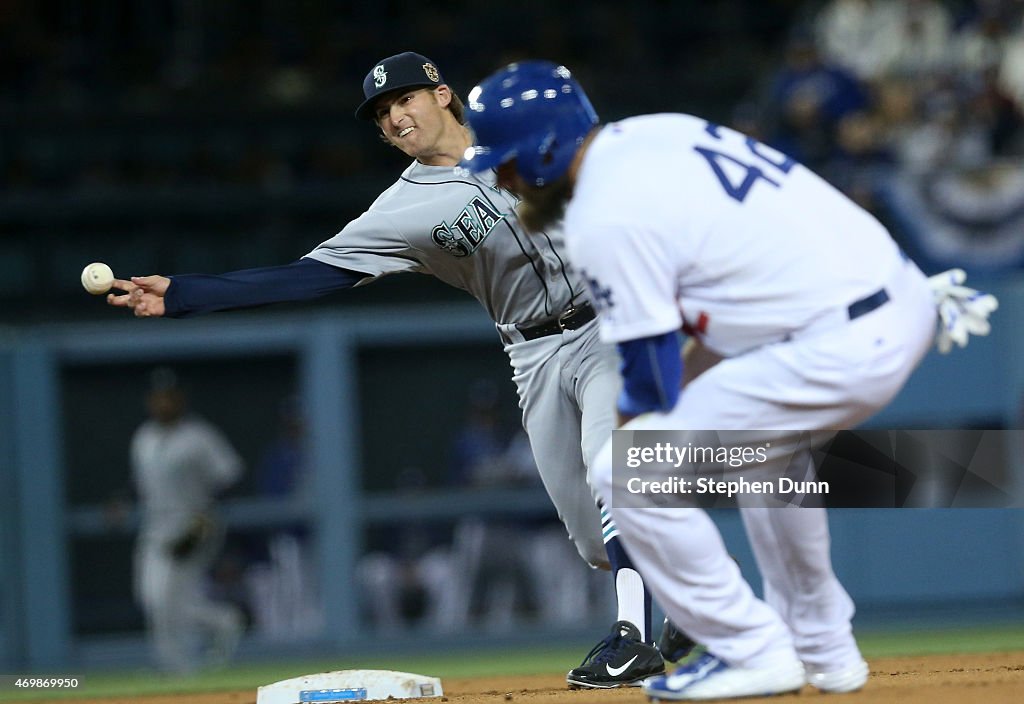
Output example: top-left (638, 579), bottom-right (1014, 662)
top-left (657, 617), bottom-right (698, 662)
top-left (566, 620), bottom-right (665, 689)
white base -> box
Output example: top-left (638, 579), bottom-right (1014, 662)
top-left (257, 669), bottom-right (443, 703)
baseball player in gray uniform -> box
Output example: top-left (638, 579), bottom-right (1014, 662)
top-left (107, 52), bottom-right (664, 687)
top-left (132, 368), bottom-right (245, 673)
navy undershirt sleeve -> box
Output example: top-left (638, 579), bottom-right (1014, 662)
top-left (616, 331), bottom-right (684, 416)
top-left (163, 258), bottom-right (365, 318)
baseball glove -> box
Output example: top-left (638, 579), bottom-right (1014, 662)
top-left (927, 268), bottom-right (998, 354)
top-left (167, 513), bottom-right (215, 560)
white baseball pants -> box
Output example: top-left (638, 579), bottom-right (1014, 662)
top-left (591, 261), bottom-right (936, 670)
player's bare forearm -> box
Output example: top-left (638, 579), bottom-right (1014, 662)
top-left (107, 275), bottom-right (170, 318)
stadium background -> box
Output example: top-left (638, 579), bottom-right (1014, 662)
top-left (2, 0), bottom-right (1024, 695)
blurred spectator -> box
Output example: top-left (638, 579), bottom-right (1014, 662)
top-left (955, 1), bottom-right (1011, 77)
top-left (448, 381), bottom-right (533, 489)
top-left (357, 466), bottom-right (457, 633)
top-left (882, 0), bottom-right (954, 80)
top-left (255, 395), bottom-right (308, 499)
top-left (244, 395), bottom-right (321, 641)
top-left (815, 0), bottom-right (903, 81)
top-left (446, 381), bottom-right (542, 630)
top-left (131, 367), bottom-right (245, 674)
top-left (763, 30), bottom-right (871, 170)
top-left (815, 0), bottom-right (952, 82)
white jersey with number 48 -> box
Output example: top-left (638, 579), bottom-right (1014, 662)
top-left (566, 114), bottom-right (907, 356)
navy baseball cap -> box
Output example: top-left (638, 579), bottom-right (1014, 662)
top-left (355, 51), bottom-right (446, 120)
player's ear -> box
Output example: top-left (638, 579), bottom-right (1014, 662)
top-left (434, 84), bottom-right (452, 109)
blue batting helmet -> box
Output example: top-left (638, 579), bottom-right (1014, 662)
top-left (458, 61), bottom-right (598, 187)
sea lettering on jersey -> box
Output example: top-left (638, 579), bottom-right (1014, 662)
top-left (431, 196), bottom-right (504, 257)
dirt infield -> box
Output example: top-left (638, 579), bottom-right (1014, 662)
top-left (28, 652), bottom-right (1024, 704)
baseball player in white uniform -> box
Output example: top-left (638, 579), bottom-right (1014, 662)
top-left (458, 61), bottom-right (998, 700)
top-left (132, 368), bottom-right (245, 673)
top-left (107, 52), bottom-right (664, 687)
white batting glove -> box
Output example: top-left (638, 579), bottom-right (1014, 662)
top-left (927, 268), bottom-right (999, 354)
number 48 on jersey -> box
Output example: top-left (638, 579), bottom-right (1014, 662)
top-left (695, 122), bottom-right (797, 203)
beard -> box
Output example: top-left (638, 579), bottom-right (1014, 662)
top-left (515, 175), bottom-right (573, 233)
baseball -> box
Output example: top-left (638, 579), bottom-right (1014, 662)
top-left (81, 262), bottom-right (115, 295)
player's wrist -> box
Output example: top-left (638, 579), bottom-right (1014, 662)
top-left (162, 277), bottom-right (185, 318)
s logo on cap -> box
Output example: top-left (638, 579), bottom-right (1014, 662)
top-left (373, 64), bottom-right (387, 88)
top-left (423, 63), bottom-right (439, 82)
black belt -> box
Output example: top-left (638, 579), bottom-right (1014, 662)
top-left (784, 287), bottom-right (889, 343)
top-left (516, 302), bottom-right (597, 341)
top-left (848, 288), bottom-right (889, 320)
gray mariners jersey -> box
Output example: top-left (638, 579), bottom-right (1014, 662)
top-left (304, 161), bottom-right (588, 325)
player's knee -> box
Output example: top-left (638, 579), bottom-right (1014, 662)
top-left (576, 537), bottom-right (610, 570)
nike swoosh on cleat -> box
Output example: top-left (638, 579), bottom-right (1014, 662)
top-left (606, 655), bottom-right (639, 677)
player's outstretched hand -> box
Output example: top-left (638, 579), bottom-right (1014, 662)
top-left (106, 275), bottom-right (171, 318)
top-left (927, 268), bottom-right (999, 354)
